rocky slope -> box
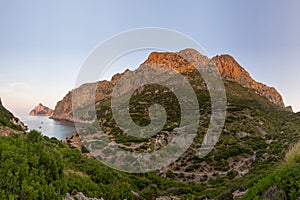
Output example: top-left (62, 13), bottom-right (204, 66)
top-left (53, 48), bottom-right (287, 121)
top-left (211, 54), bottom-right (285, 108)
top-left (29, 103), bottom-right (53, 116)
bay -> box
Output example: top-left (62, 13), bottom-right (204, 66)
top-left (19, 115), bottom-right (76, 140)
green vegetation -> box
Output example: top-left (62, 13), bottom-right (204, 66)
top-left (0, 130), bottom-right (210, 199)
top-left (0, 103), bottom-right (23, 131)
top-left (72, 70), bottom-right (300, 199)
top-left (241, 141), bottom-right (300, 200)
top-left (2, 69), bottom-right (300, 199)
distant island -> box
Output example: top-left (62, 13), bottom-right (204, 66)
top-left (29, 103), bottom-right (53, 117)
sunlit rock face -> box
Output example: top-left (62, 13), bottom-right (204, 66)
top-left (29, 103), bottom-right (53, 117)
top-left (53, 48), bottom-right (286, 121)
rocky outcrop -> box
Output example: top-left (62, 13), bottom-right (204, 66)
top-left (285, 105), bottom-right (293, 113)
top-left (52, 73), bottom-right (125, 122)
top-left (64, 192), bottom-right (104, 200)
top-left (52, 49), bottom-right (286, 121)
top-left (10, 117), bottom-right (27, 130)
top-left (0, 126), bottom-right (25, 137)
top-left (29, 103), bottom-right (53, 117)
top-left (64, 132), bottom-right (82, 151)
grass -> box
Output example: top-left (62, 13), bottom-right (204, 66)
top-left (285, 141), bottom-right (300, 165)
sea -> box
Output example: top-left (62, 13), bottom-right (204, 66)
top-left (18, 115), bottom-right (76, 140)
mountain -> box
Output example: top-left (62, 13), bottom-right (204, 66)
top-left (50, 49), bottom-right (300, 199)
top-left (52, 49), bottom-right (289, 122)
top-left (29, 103), bottom-right (53, 116)
top-left (0, 97), bottom-right (27, 136)
top-left (144, 49), bottom-right (285, 108)
top-left (211, 54), bottom-right (285, 108)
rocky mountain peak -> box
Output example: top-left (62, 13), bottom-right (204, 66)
top-left (211, 54), bottom-right (285, 108)
top-left (211, 54), bottom-right (251, 85)
top-left (143, 48), bottom-right (210, 73)
top-left (178, 48), bottom-right (210, 66)
top-left (143, 49), bottom-right (285, 108)
top-left (52, 49), bottom-right (287, 121)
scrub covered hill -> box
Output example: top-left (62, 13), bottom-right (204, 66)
top-left (1, 115), bottom-right (300, 200)
top-left (50, 49), bottom-right (300, 199)
top-left (81, 67), bottom-right (300, 199)
top-left (0, 131), bottom-right (172, 199)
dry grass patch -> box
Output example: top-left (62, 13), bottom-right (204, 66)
top-left (63, 169), bottom-right (89, 178)
top-left (285, 141), bottom-right (300, 164)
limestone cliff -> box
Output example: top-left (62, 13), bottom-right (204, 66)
top-left (144, 49), bottom-right (285, 108)
top-left (52, 49), bottom-right (287, 121)
top-left (211, 54), bottom-right (285, 108)
top-left (52, 81), bottom-right (113, 121)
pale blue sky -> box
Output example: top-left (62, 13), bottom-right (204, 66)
top-left (0, 0), bottom-right (300, 114)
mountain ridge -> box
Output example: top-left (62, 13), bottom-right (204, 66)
top-left (52, 48), bottom-right (289, 121)
top-left (145, 48), bottom-right (285, 108)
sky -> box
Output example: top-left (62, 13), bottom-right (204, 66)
top-left (0, 0), bottom-right (300, 115)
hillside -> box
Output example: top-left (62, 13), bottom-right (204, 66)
top-left (1, 115), bottom-right (300, 199)
top-left (241, 139), bottom-right (300, 199)
top-left (0, 98), bottom-right (27, 136)
top-left (50, 49), bottom-right (300, 199)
